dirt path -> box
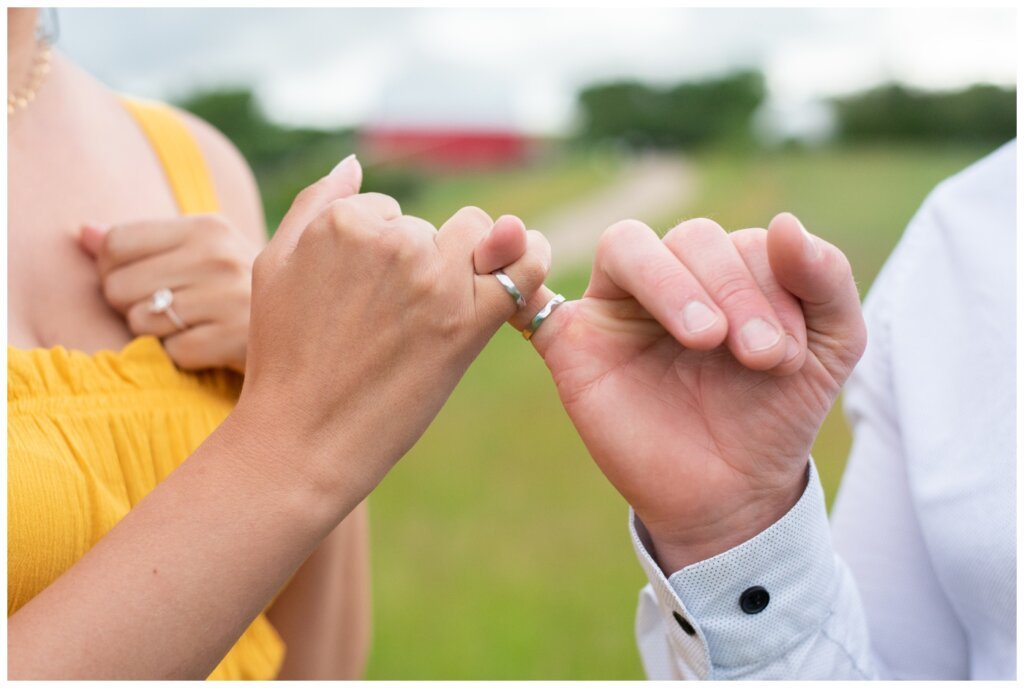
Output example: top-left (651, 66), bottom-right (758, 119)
top-left (534, 153), bottom-right (695, 276)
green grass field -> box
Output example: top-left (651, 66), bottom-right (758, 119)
top-left (363, 143), bottom-right (995, 679)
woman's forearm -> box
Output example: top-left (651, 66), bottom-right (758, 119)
top-left (5, 163), bottom-right (552, 680)
top-left (267, 502), bottom-right (371, 679)
top-left (7, 406), bottom-right (362, 680)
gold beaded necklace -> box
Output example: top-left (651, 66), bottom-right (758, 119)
top-left (8, 40), bottom-right (52, 116)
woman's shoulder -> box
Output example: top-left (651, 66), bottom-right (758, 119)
top-left (172, 106), bottom-right (268, 245)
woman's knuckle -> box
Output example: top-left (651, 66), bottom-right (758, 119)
top-left (167, 334), bottom-right (204, 370)
top-left (370, 228), bottom-right (402, 260)
top-left (102, 228), bottom-right (127, 261)
top-left (521, 255), bottom-right (548, 289)
top-left (126, 307), bottom-right (147, 334)
top-left (204, 241), bottom-right (245, 274)
top-left (365, 192), bottom-right (402, 215)
top-left (325, 199), bottom-right (359, 233)
top-left (101, 273), bottom-right (128, 308)
top-left (293, 184), bottom-right (323, 211)
top-left (434, 307), bottom-right (464, 339)
top-left (252, 250), bottom-right (272, 279)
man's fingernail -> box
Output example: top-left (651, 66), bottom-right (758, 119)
top-left (784, 334), bottom-right (801, 362)
top-left (795, 216), bottom-right (819, 259)
top-left (740, 317), bottom-right (782, 353)
top-left (683, 300), bottom-right (718, 334)
top-left (331, 153), bottom-right (358, 176)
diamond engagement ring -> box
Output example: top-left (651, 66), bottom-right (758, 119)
top-left (522, 294), bottom-right (565, 340)
top-left (148, 288), bottom-right (187, 331)
top-left (492, 269), bottom-right (527, 309)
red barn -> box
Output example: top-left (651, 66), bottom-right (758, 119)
top-left (357, 70), bottom-right (530, 170)
top-left (359, 126), bottom-right (528, 169)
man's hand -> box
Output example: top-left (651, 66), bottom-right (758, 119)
top-left (531, 213), bottom-right (866, 573)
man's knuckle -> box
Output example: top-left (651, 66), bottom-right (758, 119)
top-left (669, 217), bottom-right (726, 247)
top-left (710, 272), bottom-right (761, 309)
top-left (602, 219), bottom-right (651, 246)
top-left (596, 220), bottom-right (650, 267)
top-left (729, 227), bottom-right (768, 251)
top-left (647, 263), bottom-right (683, 294)
top-left (457, 205), bottom-right (493, 227)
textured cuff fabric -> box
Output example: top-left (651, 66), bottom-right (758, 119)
top-left (630, 459), bottom-right (838, 674)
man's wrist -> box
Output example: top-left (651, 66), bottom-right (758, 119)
top-left (642, 466), bottom-right (810, 574)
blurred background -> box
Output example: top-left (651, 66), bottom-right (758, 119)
top-left (57, 7), bottom-right (1015, 679)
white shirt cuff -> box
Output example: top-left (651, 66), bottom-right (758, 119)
top-left (630, 458), bottom-right (839, 673)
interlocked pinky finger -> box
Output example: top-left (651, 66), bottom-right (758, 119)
top-left (476, 229), bottom-right (552, 331)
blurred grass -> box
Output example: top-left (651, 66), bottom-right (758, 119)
top-left (364, 143), bottom-right (994, 679)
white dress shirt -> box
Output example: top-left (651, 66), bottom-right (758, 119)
top-left (631, 140), bottom-right (1017, 680)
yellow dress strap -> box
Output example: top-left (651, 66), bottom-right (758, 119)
top-left (120, 97), bottom-right (221, 215)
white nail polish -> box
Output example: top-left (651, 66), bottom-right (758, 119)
top-left (683, 300), bottom-right (717, 334)
top-left (331, 153), bottom-right (358, 175)
top-left (740, 318), bottom-right (782, 353)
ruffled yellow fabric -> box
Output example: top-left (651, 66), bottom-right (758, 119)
top-left (7, 99), bottom-right (284, 680)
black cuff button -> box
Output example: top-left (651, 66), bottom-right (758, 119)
top-left (672, 611), bottom-right (696, 635)
top-left (739, 585), bottom-right (770, 614)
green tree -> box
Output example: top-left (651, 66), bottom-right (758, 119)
top-left (577, 71), bottom-right (766, 149)
top-left (832, 83), bottom-right (1015, 145)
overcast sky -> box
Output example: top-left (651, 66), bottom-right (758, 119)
top-left (55, 7), bottom-right (1016, 134)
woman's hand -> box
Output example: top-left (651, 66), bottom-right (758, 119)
top-left (6, 156), bottom-right (548, 680)
top-left (79, 214), bottom-right (262, 373)
top-left (530, 214), bottom-right (865, 573)
top-left (237, 157), bottom-right (551, 505)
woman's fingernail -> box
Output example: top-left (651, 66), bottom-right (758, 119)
top-left (784, 334), bottom-right (801, 362)
top-left (331, 153), bottom-right (358, 175)
top-left (683, 300), bottom-right (718, 334)
top-left (740, 317), bottom-right (782, 353)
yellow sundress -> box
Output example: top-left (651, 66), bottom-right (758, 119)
top-left (7, 98), bottom-right (285, 680)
